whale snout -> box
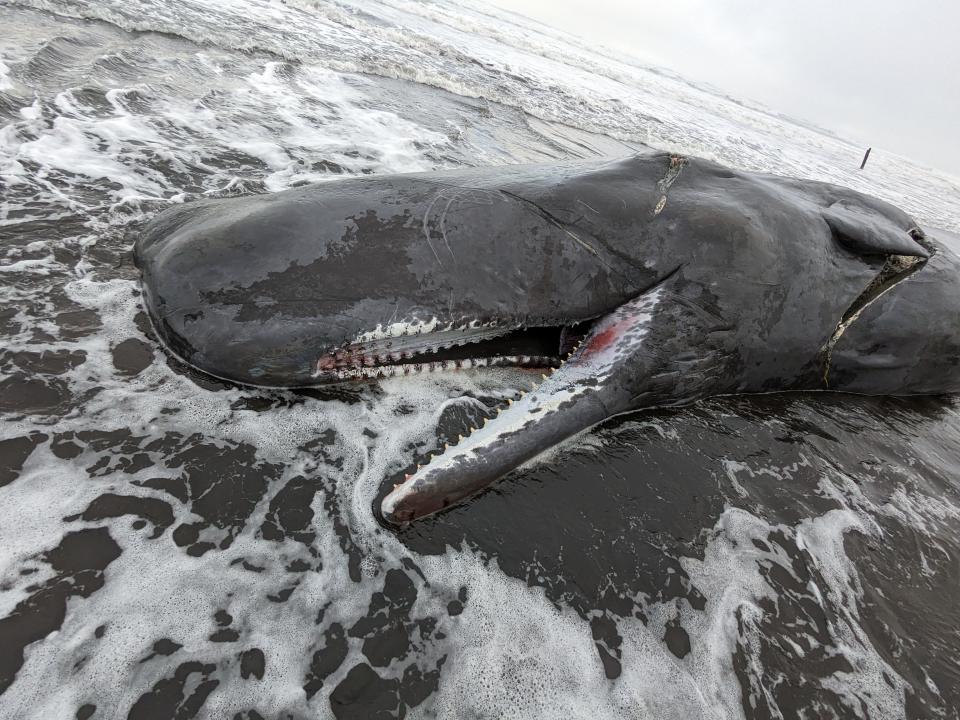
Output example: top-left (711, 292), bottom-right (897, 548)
top-left (379, 489), bottom-right (417, 527)
top-left (380, 473), bottom-right (464, 527)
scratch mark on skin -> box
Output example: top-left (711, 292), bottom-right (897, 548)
top-left (426, 187), bottom-right (496, 264)
top-left (577, 198), bottom-right (599, 215)
top-left (653, 154), bottom-right (688, 216)
top-left (440, 193), bottom-right (458, 262)
top-left (559, 226), bottom-right (598, 256)
top-left (422, 191), bottom-right (445, 266)
top-left (409, 178), bottom-right (498, 199)
top-left (498, 189), bottom-right (656, 280)
top-left (498, 189), bottom-right (601, 258)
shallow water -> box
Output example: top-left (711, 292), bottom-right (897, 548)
top-left (1, 1), bottom-right (960, 718)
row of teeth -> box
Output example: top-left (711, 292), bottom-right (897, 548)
top-left (328, 355), bottom-right (558, 379)
top-left (396, 337), bottom-right (588, 485)
top-left (320, 344), bottom-right (495, 371)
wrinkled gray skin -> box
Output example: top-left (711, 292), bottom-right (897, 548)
top-left (135, 152), bottom-right (960, 526)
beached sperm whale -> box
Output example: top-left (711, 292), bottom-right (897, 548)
top-left (134, 152), bottom-right (960, 525)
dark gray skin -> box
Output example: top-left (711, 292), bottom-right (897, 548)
top-left (134, 152), bottom-right (960, 525)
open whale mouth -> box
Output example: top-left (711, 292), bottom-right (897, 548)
top-left (312, 314), bottom-right (617, 528)
top-left (370, 286), bottom-right (667, 527)
top-left (312, 321), bottom-right (593, 382)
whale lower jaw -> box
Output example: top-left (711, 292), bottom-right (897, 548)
top-left (380, 288), bottom-right (666, 526)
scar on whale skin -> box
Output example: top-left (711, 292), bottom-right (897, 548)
top-left (653, 154), bottom-right (688, 216)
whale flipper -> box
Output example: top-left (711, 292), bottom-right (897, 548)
top-left (822, 202), bottom-right (929, 258)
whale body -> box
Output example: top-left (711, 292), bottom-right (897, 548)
top-left (134, 152), bottom-right (960, 525)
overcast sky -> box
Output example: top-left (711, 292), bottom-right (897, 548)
top-left (492, 0), bottom-right (960, 177)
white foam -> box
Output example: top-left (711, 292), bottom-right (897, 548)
top-left (0, 56), bottom-right (14, 92)
top-left (0, 254), bottom-right (57, 274)
top-left (671, 503), bottom-right (907, 719)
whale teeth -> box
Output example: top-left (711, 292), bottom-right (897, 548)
top-left (319, 341), bottom-right (566, 381)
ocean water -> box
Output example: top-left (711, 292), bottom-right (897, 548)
top-left (1, 1), bottom-right (959, 718)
